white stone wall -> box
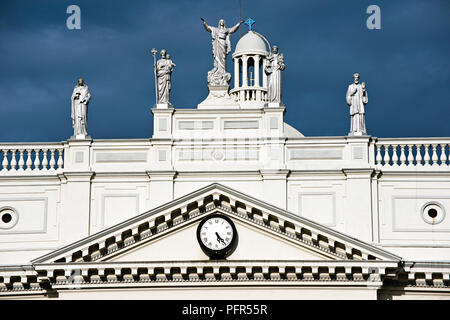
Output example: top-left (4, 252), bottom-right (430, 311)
top-left (0, 109), bottom-right (449, 264)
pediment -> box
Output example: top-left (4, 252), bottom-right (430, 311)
top-left (108, 210), bottom-right (327, 262)
top-left (32, 183), bottom-right (401, 264)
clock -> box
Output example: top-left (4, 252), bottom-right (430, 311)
top-left (196, 214), bottom-right (238, 259)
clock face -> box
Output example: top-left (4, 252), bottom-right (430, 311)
top-left (196, 214), bottom-right (238, 259)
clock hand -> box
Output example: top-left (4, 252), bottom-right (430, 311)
top-left (215, 232), bottom-right (226, 245)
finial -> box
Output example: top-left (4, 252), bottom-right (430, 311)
top-left (245, 17), bottom-right (255, 31)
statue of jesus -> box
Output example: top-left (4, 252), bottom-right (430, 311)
top-left (201, 18), bottom-right (242, 86)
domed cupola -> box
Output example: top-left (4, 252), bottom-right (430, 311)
top-left (231, 30), bottom-right (269, 107)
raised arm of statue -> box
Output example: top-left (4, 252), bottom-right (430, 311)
top-left (228, 21), bottom-right (243, 34)
top-left (201, 18), bottom-right (211, 33)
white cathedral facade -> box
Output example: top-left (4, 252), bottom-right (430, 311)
top-left (0, 25), bottom-right (450, 300)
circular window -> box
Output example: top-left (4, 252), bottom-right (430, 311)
top-left (0, 207), bottom-right (19, 230)
top-left (421, 202), bottom-right (446, 225)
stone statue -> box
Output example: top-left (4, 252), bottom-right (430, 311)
top-left (71, 77), bottom-right (91, 139)
top-left (155, 49), bottom-right (175, 104)
top-left (346, 73), bottom-right (368, 136)
top-left (201, 18), bottom-right (242, 86)
top-left (265, 45), bottom-right (286, 104)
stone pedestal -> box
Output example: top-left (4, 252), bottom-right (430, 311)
top-left (198, 85), bottom-right (239, 109)
top-left (71, 134), bottom-right (91, 140)
top-left (348, 131), bottom-right (365, 137)
top-left (154, 103), bottom-right (172, 109)
top-left (265, 102), bottom-right (284, 108)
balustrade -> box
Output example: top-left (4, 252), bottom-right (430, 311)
top-left (0, 144), bottom-right (65, 173)
top-left (230, 87), bottom-right (267, 103)
top-left (375, 139), bottom-right (450, 167)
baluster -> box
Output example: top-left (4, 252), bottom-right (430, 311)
top-left (33, 149), bottom-right (41, 171)
top-left (440, 144), bottom-right (448, 166)
top-left (10, 150), bottom-right (17, 171)
top-left (375, 145), bottom-right (382, 165)
top-left (18, 149), bottom-right (25, 171)
top-left (2, 150), bottom-right (8, 170)
top-left (382, 145), bottom-right (390, 166)
top-left (49, 149), bottom-right (56, 170)
top-left (443, 144), bottom-right (449, 166)
top-left (25, 149), bottom-right (32, 171)
top-left (42, 148), bottom-right (48, 170)
top-left (407, 145), bottom-right (414, 166)
top-left (399, 145), bottom-right (406, 167)
top-left (431, 144), bottom-right (438, 166)
top-left (391, 145), bottom-right (399, 166)
top-left (415, 144), bottom-right (422, 166)
top-left (423, 144), bottom-right (431, 166)
top-left (57, 148), bottom-right (64, 169)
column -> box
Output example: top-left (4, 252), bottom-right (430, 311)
top-left (262, 58), bottom-right (268, 88)
top-left (242, 55), bottom-right (248, 87)
top-left (254, 55), bottom-right (260, 87)
top-left (234, 57), bottom-right (239, 89)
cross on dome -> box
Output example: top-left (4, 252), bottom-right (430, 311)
top-left (245, 17), bottom-right (255, 31)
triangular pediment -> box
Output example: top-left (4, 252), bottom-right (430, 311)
top-left (32, 184), bottom-right (401, 264)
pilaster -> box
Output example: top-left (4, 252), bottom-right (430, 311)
top-left (343, 168), bottom-right (375, 242)
top-left (260, 169), bottom-right (290, 209)
top-left (146, 171), bottom-right (176, 209)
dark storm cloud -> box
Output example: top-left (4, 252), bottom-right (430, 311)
top-left (0, 0), bottom-right (449, 141)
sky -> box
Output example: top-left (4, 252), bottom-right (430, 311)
top-left (0, 0), bottom-right (449, 142)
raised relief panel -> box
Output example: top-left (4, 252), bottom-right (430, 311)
top-left (91, 184), bottom-right (150, 233)
top-left (75, 151), bottom-right (84, 163)
top-left (95, 152), bottom-right (147, 163)
top-left (298, 193), bottom-right (336, 227)
top-left (178, 121), bottom-right (214, 130)
top-left (289, 148), bottom-right (343, 160)
top-left (159, 118), bottom-right (167, 131)
top-left (176, 148), bottom-right (259, 161)
top-left (270, 117), bottom-right (279, 130)
top-left (379, 183), bottom-right (450, 243)
top-left (351, 144), bottom-right (366, 160)
top-left (102, 195), bottom-right (139, 229)
top-left (0, 198), bottom-right (48, 234)
top-left (0, 187), bottom-right (60, 249)
top-left (391, 196), bottom-right (450, 232)
top-left (224, 120), bottom-right (259, 129)
top-left (158, 150), bottom-right (167, 161)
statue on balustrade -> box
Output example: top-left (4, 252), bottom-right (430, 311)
top-left (201, 18), bottom-right (243, 86)
top-left (71, 77), bottom-right (91, 139)
top-left (346, 73), bottom-right (368, 136)
top-left (265, 45), bottom-right (285, 104)
top-left (155, 49), bottom-right (176, 104)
